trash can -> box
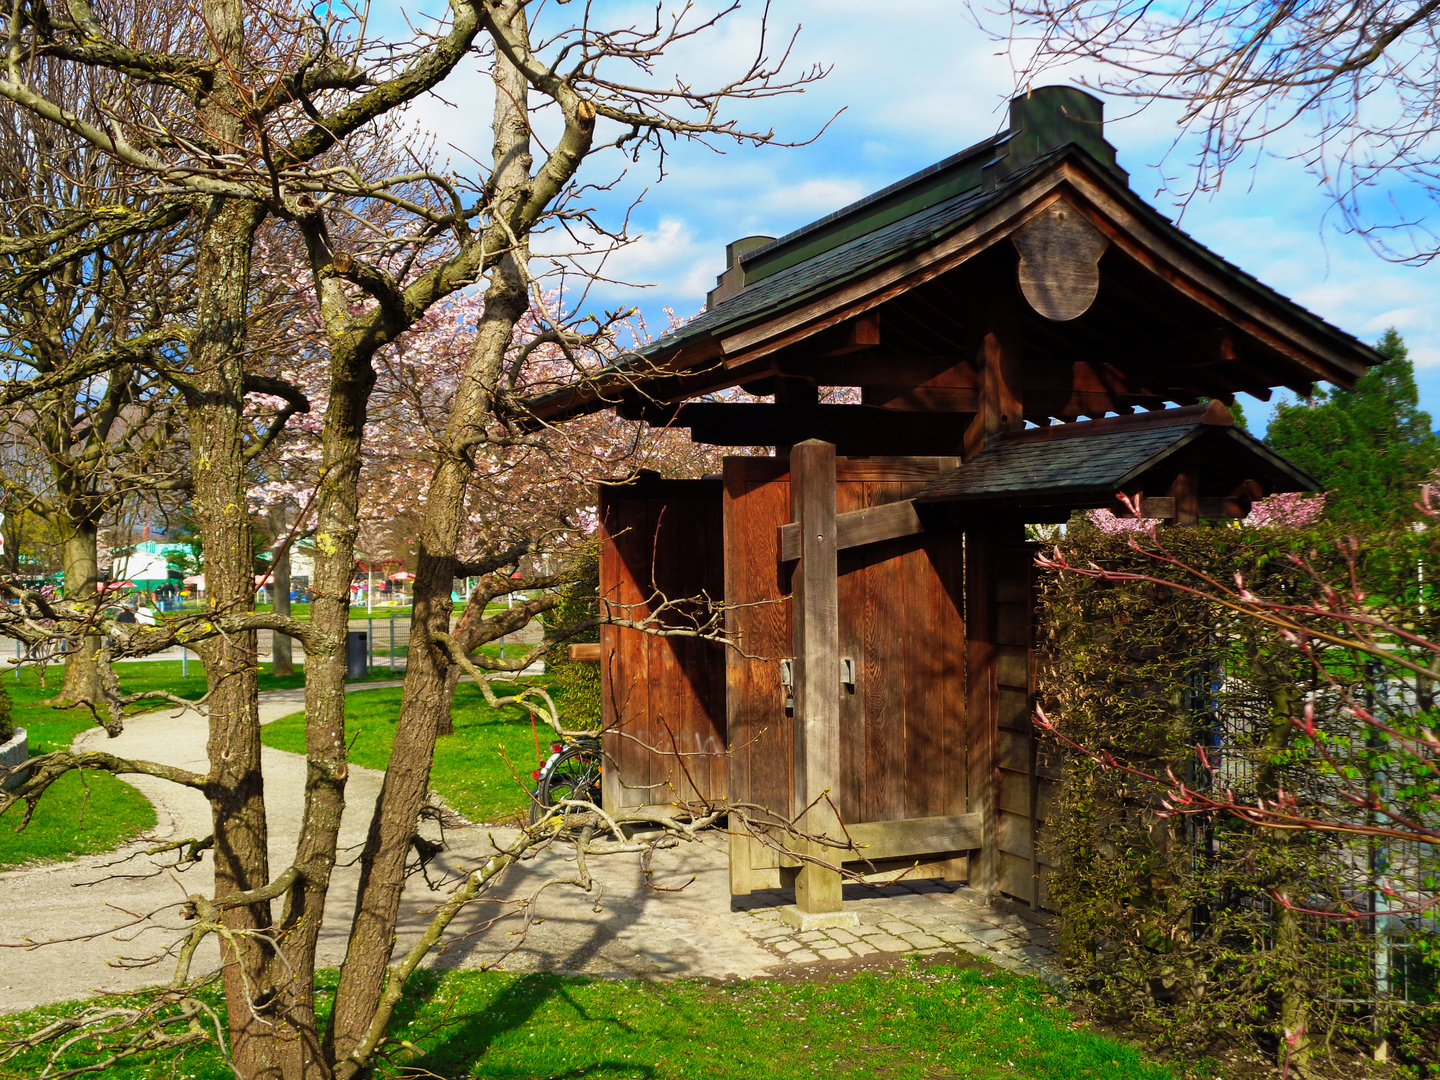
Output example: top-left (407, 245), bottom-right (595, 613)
top-left (346, 631), bottom-right (368, 679)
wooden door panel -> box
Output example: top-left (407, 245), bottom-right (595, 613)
top-left (726, 455), bottom-right (970, 894)
top-left (599, 478), bottom-right (726, 811)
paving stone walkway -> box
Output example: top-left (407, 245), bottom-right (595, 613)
top-left (730, 878), bottom-right (1062, 983)
top-left (1, 701), bottom-right (1063, 1013)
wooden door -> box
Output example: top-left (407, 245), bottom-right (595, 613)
top-left (725, 455), bottom-right (974, 894)
top-left (598, 476), bottom-right (728, 810)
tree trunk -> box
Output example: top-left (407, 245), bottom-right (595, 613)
top-left (327, 49), bottom-right (535, 1065)
top-left (53, 525), bottom-right (104, 706)
top-left (289, 312), bottom-right (379, 1077)
top-left (189, 193), bottom-right (308, 1079)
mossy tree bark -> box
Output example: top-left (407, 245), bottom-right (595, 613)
top-left (188, 194), bottom-right (293, 1078)
top-left (55, 524), bottom-right (103, 705)
top-left (185, 6), bottom-right (299, 1074)
top-left (327, 44), bottom-right (547, 1061)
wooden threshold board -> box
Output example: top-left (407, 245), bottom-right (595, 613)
top-left (843, 812), bottom-right (982, 862)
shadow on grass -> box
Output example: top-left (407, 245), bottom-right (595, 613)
top-left (394, 971), bottom-right (655, 1080)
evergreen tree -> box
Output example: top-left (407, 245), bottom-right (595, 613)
top-left (1265, 329), bottom-right (1439, 525)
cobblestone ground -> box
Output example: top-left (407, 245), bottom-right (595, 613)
top-left (730, 879), bottom-right (1062, 983)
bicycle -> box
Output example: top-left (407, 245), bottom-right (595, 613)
top-left (528, 736), bottom-right (602, 825)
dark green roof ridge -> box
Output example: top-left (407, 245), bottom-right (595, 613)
top-left (739, 87), bottom-right (1123, 286)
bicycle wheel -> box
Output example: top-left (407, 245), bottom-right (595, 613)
top-left (529, 745), bottom-right (602, 825)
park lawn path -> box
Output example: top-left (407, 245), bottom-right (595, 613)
top-left (0, 682), bottom-right (778, 1017)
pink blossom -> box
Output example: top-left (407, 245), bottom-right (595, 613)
top-left (1086, 509), bottom-right (1155, 534)
top-left (1246, 491), bottom-right (1327, 528)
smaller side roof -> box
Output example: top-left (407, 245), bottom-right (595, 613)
top-left (913, 402), bottom-right (1317, 509)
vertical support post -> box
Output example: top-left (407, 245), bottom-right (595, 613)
top-left (1169, 468), bottom-right (1200, 527)
top-left (181, 646), bottom-right (188, 679)
top-left (958, 288), bottom-right (1024, 899)
top-left (390, 614), bottom-right (396, 674)
top-left (962, 297), bottom-right (1024, 460)
top-left (789, 439), bottom-right (843, 914)
top-left (965, 527), bottom-right (1000, 898)
top-left (367, 616), bottom-right (374, 670)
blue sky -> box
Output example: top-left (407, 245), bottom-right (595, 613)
top-left (384, 0), bottom-right (1440, 434)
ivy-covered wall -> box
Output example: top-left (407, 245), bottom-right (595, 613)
top-left (1037, 524), bottom-right (1439, 1075)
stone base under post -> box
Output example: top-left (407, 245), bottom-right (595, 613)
top-left (776, 906), bottom-right (860, 931)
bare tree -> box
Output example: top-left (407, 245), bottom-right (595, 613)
top-left (0, 29), bottom-right (195, 704)
top-left (0, 2), bottom-right (826, 1077)
top-left (990, 0), bottom-right (1440, 262)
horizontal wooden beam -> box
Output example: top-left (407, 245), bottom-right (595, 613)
top-left (567, 643), bottom-right (602, 661)
top-left (779, 498), bottom-right (925, 561)
top-left (677, 403), bottom-right (972, 454)
top-left (843, 813), bottom-right (984, 861)
top-left (782, 353), bottom-right (973, 387)
top-left (1117, 496), bottom-right (1250, 520)
top-left (862, 385), bottom-right (980, 412)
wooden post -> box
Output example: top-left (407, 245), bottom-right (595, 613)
top-left (960, 291), bottom-right (1025, 899)
top-left (1169, 468), bottom-right (1200, 527)
top-left (789, 439), bottom-right (843, 914)
top-left (965, 526), bottom-right (1002, 898)
top-left (962, 302), bottom-right (1024, 460)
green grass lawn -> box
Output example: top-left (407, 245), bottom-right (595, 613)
top-left (261, 677), bottom-right (547, 823)
top-left (0, 659), bottom-right (399, 869)
top-left (0, 963), bottom-right (1187, 1080)
top-left (1, 664), bottom-right (167, 869)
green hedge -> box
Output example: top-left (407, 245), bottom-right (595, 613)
top-left (1038, 522), bottom-right (1440, 1073)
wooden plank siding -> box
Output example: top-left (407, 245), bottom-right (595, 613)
top-left (986, 539), bottom-right (1058, 910)
top-left (725, 455), bottom-right (970, 893)
top-left (598, 478), bottom-right (727, 813)
top-left (722, 458), bottom-right (795, 894)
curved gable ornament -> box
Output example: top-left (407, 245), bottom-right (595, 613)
top-left (1011, 202), bottom-right (1109, 322)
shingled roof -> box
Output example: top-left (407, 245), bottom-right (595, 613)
top-left (913, 402), bottom-right (1317, 509)
top-left (658, 183), bottom-right (998, 350)
top-left (525, 87), bottom-right (1380, 424)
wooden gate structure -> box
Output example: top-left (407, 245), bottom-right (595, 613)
top-left (532, 86), bottom-right (1382, 919)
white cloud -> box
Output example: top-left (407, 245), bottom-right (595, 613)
top-left (597, 218), bottom-right (720, 300)
top-left (1411, 347), bottom-right (1440, 370)
top-left (762, 177), bottom-right (869, 216)
top-left (372, 0), bottom-right (1440, 419)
